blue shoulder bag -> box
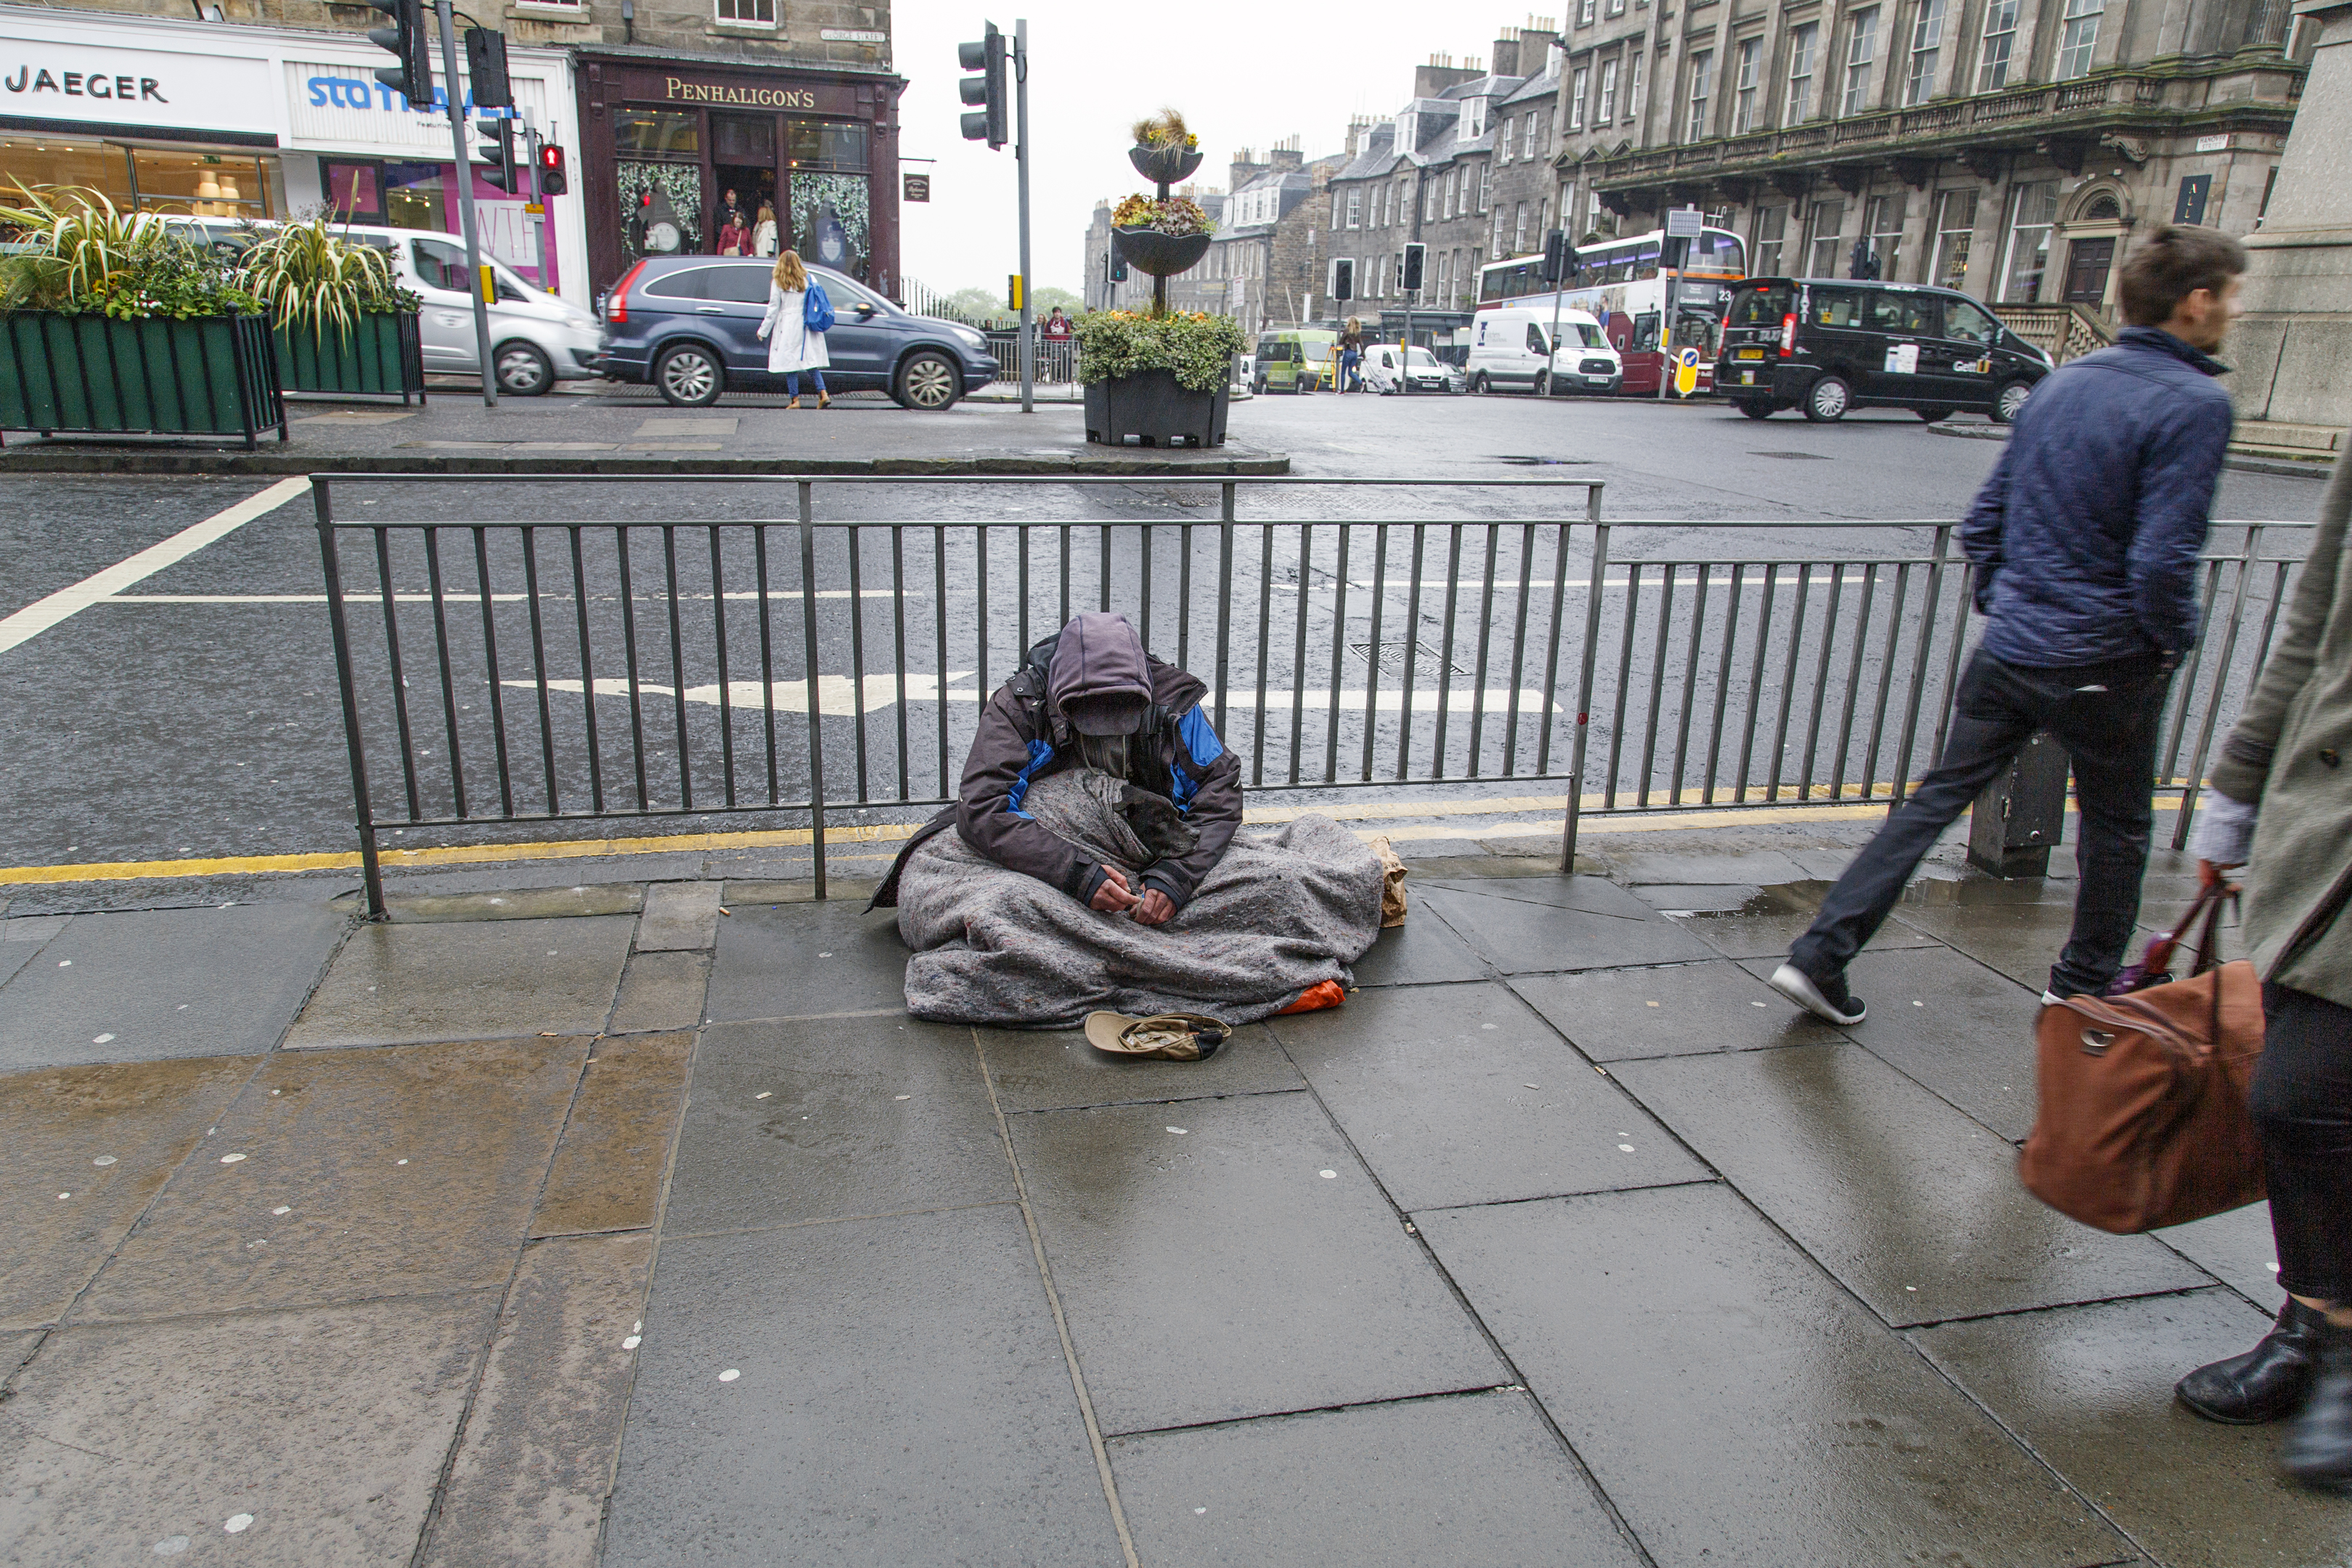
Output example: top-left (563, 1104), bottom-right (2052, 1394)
top-left (803, 282), bottom-right (836, 333)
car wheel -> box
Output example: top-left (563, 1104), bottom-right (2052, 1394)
top-left (1991, 380), bottom-right (2033, 425)
top-left (1915, 407), bottom-right (1956, 422)
top-left (494, 341), bottom-right (554, 396)
top-left (1802, 375), bottom-right (1851, 422)
top-left (1251, 375), bottom-right (1265, 394)
top-left (1531, 369), bottom-right (1550, 398)
top-left (1471, 372), bottom-right (1490, 394)
top-left (1737, 399), bottom-right (1775, 420)
top-left (654, 343), bottom-right (724, 407)
top-left (896, 351), bottom-right (960, 411)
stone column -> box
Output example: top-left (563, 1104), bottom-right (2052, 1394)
top-left (2232, 0), bottom-right (2352, 444)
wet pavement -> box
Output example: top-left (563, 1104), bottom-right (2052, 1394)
top-left (0, 831), bottom-right (2344, 1567)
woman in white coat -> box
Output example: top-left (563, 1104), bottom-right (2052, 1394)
top-left (756, 249), bottom-right (830, 409)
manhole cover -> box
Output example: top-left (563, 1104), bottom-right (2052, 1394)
top-left (1349, 640), bottom-right (1473, 677)
top-left (1494, 455), bottom-right (1595, 465)
top-left (1749, 450), bottom-right (1832, 460)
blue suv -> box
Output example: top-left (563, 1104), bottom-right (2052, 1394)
top-left (597, 258), bottom-right (999, 409)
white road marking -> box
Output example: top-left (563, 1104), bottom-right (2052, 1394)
top-left (0, 477), bottom-right (310, 655)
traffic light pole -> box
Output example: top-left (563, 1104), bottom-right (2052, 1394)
top-left (434, 0), bottom-right (497, 407)
top-left (1014, 18), bottom-right (1033, 414)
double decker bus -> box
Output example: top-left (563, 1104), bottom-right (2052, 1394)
top-left (1477, 225), bottom-right (1746, 395)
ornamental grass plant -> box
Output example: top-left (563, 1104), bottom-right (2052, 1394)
top-left (0, 184), bottom-right (259, 319)
top-left (1073, 309), bottom-right (1248, 392)
top-left (232, 214), bottom-right (419, 337)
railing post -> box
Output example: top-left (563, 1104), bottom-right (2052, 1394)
top-left (314, 478), bottom-right (387, 919)
top-left (1889, 523), bottom-right (1952, 814)
top-left (799, 479), bottom-right (828, 900)
top-left (1561, 520), bottom-right (1610, 872)
top-left (1214, 481), bottom-right (1235, 733)
top-left (2172, 523), bottom-right (2265, 850)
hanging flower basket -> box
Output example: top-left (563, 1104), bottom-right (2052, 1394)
top-left (1129, 144), bottom-right (1204, 185)
top-left (1113, 227), bottom-right (1212, 278)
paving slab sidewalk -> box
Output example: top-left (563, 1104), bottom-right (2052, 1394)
top-left (0, 837), bottom-right (2335, 1567)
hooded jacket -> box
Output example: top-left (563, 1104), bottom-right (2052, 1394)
top-left (1961, 327), bottom-right (2234, 667)
top-left (870, 613), bottom-right (1243, 912)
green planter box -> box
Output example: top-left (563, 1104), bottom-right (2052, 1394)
top-left (0, 311), bottom-right (287, 449)
top-left (274, 311), bottom-right (425, 402)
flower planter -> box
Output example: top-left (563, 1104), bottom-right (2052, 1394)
top-left (1113, 227), bottom-right (1212, 277)
top-left (0, 311), bottom-right (287, 449)
top-left (1084, 368), bottom-right (1228, 449)
top-left (1129, 144), bottom-right (1204, 185)
top-left (274, 311), bottom-right (425, 403)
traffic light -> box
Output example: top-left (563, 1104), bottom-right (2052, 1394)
top-left (1108, 250), bottom-right (1127, 284)
top-left (1328, 257), bottom-right (1354, 301)
top-left (1541, 228), bottom-right (1575, 285)
top-left (478, 118), bottom-right (519, 195)
top-left (366, 0), bottom-right (432, 109)
top-left (1007, 274), bottom-right (1024, 311)
top-left (957, 23), bottom-right (1008, 150)
top-left (463, 28), bottom-right (513, 108)
top-left (1400, 242), bottom-right (1426, 293)
top-left (537, 141), bottom-right (567, 196)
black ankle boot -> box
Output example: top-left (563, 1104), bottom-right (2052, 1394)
top-left (2284, 1320), bottom-right (2352, 1489)
top-left (2176, 1297), bottom-right (2326, 1424)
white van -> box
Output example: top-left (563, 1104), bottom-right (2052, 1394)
top-left (1362, 342), bottom-right (1451, 394)
top-left (174, 218), bottom-right (603, 396)
top-left (1466, 307), bottom-right (1622, 397)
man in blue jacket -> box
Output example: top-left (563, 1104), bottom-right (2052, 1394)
top-left (1771, 224), bottom-right (2245, 1026)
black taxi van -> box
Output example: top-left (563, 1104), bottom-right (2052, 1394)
top-left (1715, 277), bottom-right (2052, 424)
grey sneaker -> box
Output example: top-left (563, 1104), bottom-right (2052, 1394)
top-left (1770, 963), bottom-right (1867, 1026)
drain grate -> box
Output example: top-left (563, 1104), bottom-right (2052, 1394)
top-left (1349, 640), bottom-right (1474, 677)
top-left (1749, 450), bottom-right (1832, 460)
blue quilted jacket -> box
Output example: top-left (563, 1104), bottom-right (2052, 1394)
top-left (1962, 326), bottom-right (2234, 667)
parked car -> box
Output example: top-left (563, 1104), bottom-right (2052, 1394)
top-left (1716, 277), bottom-right (2052, 423)
top-left (597, 258), bottom-right (998, 409)
top-left (1362, 342), bottom-right (1453, 394)
top-left (171, 216), bottom-right (603, 396)
top-left (1251, 330), bottom-right (1337, 394)
top-left (1466, 307), bottom-right (1622, 396)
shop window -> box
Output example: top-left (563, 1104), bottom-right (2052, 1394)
top-left (323, 160), bottom-right (385, 224)
top-left (791, 171), bottom-right (869, 279)
top-left (383, 163), bottom-right (446, 231)
top-left (783, 121), bottom-right (870, 172)
top-left (620, 162), bottom-right (706, 259)
top-left (0, 139), bottom-right (136, 209)
top-left (131, 150), bottom-right (272, 219)
top-left (615, 111), bottom-right (700, 156)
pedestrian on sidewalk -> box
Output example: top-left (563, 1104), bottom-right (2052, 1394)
top-left (1769, 224), bottom-right (2246, 1027)
top-left (1339, 318), bottom-right (1364, 393)
top-left (752, 203), bottom-right (778, 259)
top-left (2171, 436), bottom-right (2352, 1487)
top-left (756, 249), bottom-right (831, 410)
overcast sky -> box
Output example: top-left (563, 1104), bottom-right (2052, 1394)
top-left (893, 2), bottom-right (1548, 295)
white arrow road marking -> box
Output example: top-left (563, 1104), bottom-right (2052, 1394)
top-left (513, 677), bottom-right (1559, 716)
top-left (0, 476), bottom-right (311, 655)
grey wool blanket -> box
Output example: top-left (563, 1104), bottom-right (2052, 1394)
top-left (894, 768), bottom-right (1384, 1027)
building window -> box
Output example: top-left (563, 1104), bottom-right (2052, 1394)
top-left (1514, 202), bottom-right (1530, 251)
top-left (1932, 187), bottom-right (1977, 290)
top-left (1842, 9), bottom-right (1879, 115)
top-left (1571, 66), bottom-right (1591, 129)
top-left (1686, 50), bottom-right (1714, 140)
top-left (1598, 57), bottom-right (1620, 121)
top-left (1977, 0), bottom-right (2019, 91)
top-left (714, 0), bottom-right (775, 23)
top-left (1396, 181), bottom-right (1409, 223)
top-left (1450, 168), bottom-right (1463, 217)
top-left (1498, 117), bottom-right (1514, 163)
top-left (1628, 49), bottom-right (1644, 119)
top-left (1863, 192), bottom-right (1906, 279)
top-left (1785, 23), bottom-right (1818, 122)
top-left (1523, 114), bottom-right (1540, 159)
top-left (1347, 189), bottom-right (1362, 227)
top-left (2056, 0), bottom-right (2104, 78)
top-left (1753, 203), bottom-right (1787, 274)
top-left (1732, 38), bottom-right (1762, 132)
top-left (1905, 0), bottom-right (1945, 104)
top-left (1608, 0), bottom-right (1626, 15)
top-left (1580, 0), bottom-right (1597, 23)
top-left (1479, 161), bottom-right (1493, 211)
top-left (1805, 197), bottom-right (1845, 276)
top-left (2001, 180), bottom-right (2059, 299)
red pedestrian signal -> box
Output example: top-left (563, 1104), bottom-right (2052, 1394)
top-left (537, 142), bottom-right (568, 196)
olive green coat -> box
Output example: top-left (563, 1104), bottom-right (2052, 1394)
top-left (2208, 440), bottom-right (2352, 1009)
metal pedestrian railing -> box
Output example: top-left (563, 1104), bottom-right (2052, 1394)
top-left (312, 475), bottom-right (2312, 917)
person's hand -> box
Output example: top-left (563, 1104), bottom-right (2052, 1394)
top-left (1089, 867), bottom-right (1140, 914)
top-left (1134, 889), bottom-right (1176, 927)
top-left (2198, 858), bottom-right (2243, 895)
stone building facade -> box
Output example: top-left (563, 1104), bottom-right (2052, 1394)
top-left (1197, 142), bottom-right (1347, 333)
top-left (1553, 0), bottom-right (2305, 324)
top-left (1083, 187), bottom-right (1225, 313)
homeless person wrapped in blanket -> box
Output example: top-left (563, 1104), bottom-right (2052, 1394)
top-left (869, 612), bottom-right (1384, 1027)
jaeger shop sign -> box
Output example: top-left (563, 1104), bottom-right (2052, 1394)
top-left (1, 39), bottom-right (274, 137)
top-left (610, 65), bottom-right (858, 117)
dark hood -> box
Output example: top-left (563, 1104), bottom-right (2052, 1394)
top-left (1046, 612), bottom-right (1154, 735)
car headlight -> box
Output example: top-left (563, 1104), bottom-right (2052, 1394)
top-left (951, 325), bottom-right (988, 350)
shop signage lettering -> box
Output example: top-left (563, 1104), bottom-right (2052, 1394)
top-left (4, 67), bottom-right (166, 100)
top-left (306, 73), bottom-right (517, 118)
top-left (662, 77), bottom-right (817, 107)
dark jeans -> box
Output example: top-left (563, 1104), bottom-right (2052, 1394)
top-left (2255, 983), bottom-right (2352, 1304)
top-left (1789, 647), bottom-right (2171, 997)
top-left (785, 369), bottom-right (825, 396)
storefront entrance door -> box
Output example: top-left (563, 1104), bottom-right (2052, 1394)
top-left (2062, 237), bottom-right (2115, 309)
top-left (711, 114), bottom-right (776, 259)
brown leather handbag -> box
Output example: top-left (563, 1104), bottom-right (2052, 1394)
top-left (2019, 890), bottom-right (2268, 1234)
